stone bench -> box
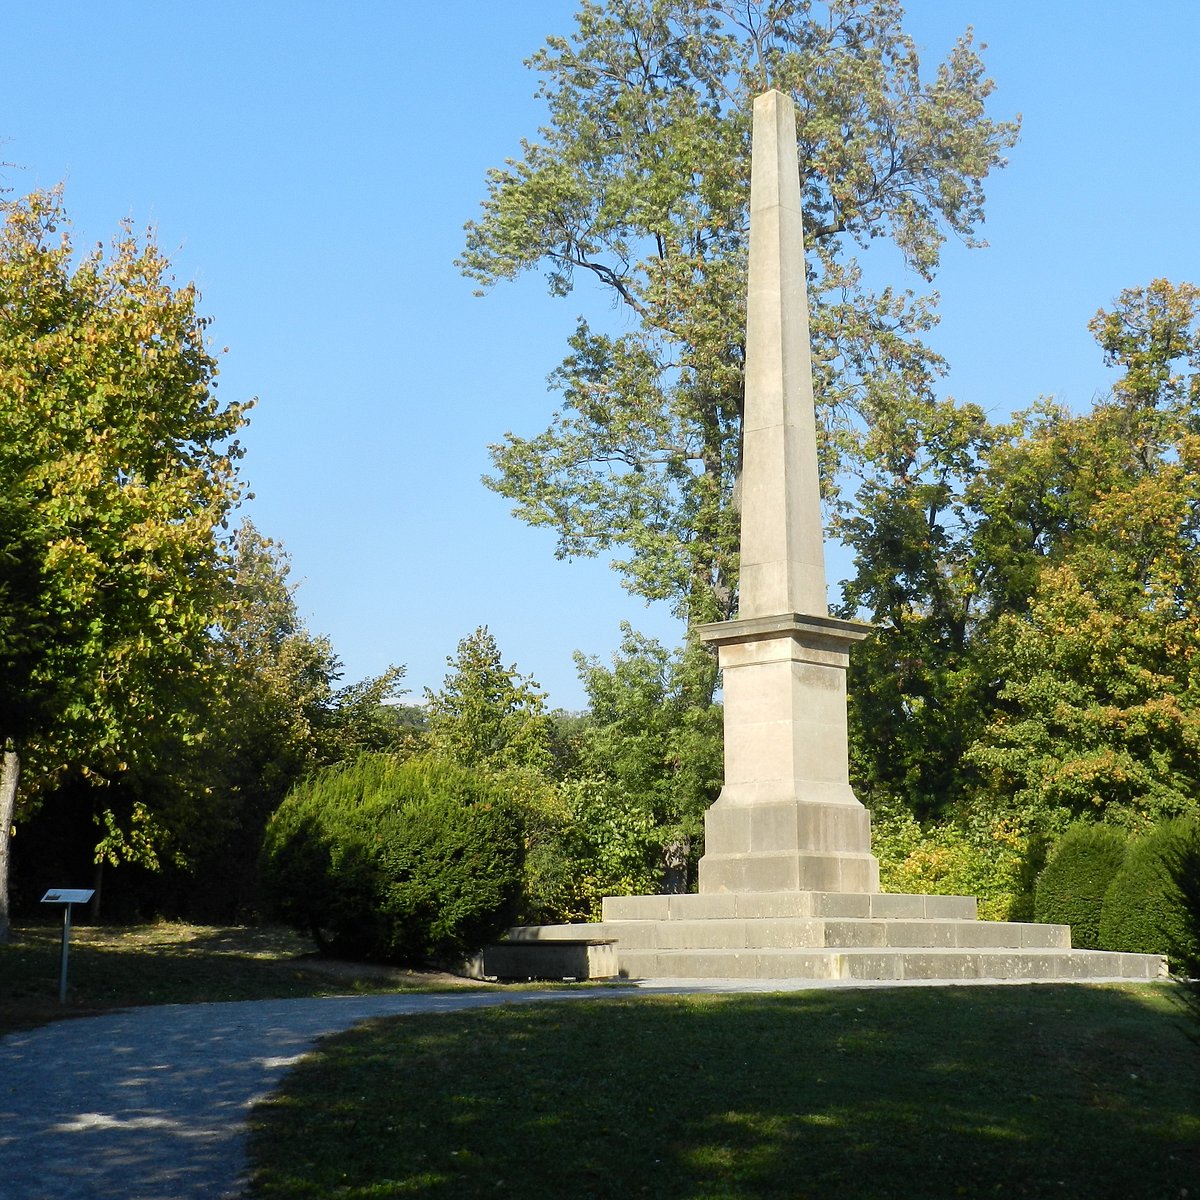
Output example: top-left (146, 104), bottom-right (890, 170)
top-left (482, 938), bottom-right (618, 981)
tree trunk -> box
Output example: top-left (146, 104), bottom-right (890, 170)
top-left (0, 745), bottom-right (20, 944)
top-left (90, 859), bottom-right (104, 922)
top-left (661, 836), bottom-right (691, 895)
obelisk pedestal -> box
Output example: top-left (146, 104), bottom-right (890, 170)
top-left (696, 88), bottom-right (879, 895)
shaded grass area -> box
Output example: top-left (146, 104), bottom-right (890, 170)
top-left (0, 922), bottom-right (490, 1035)
top-left (248, 984), bottom-right (1199, 1200)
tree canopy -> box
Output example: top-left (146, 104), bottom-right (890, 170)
top-left (463, 0), bottom-right (1019, 628)
top-left (844, 279), bottom-right (1200, 837)
top-left (0, 189), bottom-right (251, 931)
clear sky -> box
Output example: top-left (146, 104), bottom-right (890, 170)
top-left (2, 2), bottom-right (1197, 710)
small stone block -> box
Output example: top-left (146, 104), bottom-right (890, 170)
top-left (667, 893), bottom-right (738, 920)
top-left (841, 952), bottom-right (902, 980)
top-left (743, 919), bottom-right (823, 949)
top-left (752, 951), bottom-right (836, 978)
top-left (813, 892), bottom-right (872, 918)
top-left (483, 940), bottom-right (617, 981)
top-left (736, 892), bottom-right (820, 918)
top-left (869, 894), bottom-right (925, 918)
top-left (923, 894), bottom-right (978, 919)
top-left (986, 952), bottom-right (1058, 981)
top-left (954, 921), bottom-right (1019, 949)
top-left (602, 894), bottom-right (670, 922)
top-left (1018, 922), bottom-right (1070, 949)
top-left (901, 951), bottom-right (982, 980)
top-left (1116, 952), bottom-right (1168, 979)
top-left (821, 919), bottom-right (886, 948)
top-left (886, 920), bottom-right (957, 948)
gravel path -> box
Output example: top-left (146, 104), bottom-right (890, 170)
top-left (0, 989), bottom-right (607, 1200)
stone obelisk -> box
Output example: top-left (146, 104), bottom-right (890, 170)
top-left (696, 90), bottom-right (880, 895)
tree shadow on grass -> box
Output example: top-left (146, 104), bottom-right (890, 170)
top-left (249, 984), bottom-right (1200, 1200)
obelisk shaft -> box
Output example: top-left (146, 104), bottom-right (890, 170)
top-left (696, 89), bottom-right (878, 895)
top-left (739, 90), bottom-right (828, 619)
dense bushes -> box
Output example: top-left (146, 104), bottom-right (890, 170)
top-left (869, 801), bottom-right (1039, 921)
top-left (1099, 818), bottom-right (1199, 970)
top-left (1034, 823), bottom-right (1128, 949)
top-left (260, 754), bottom-right (524, 964)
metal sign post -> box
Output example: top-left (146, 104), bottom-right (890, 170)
top-left (40, 889), bottom-right (95, 1003)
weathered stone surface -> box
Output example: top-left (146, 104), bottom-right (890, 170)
top-left (497, 888), bottom-right (1165, 981)
top-left (482, 939), bottom-right (617, 981)
top-left (610, 944), bottom-right (1166, 983)
top-left (695, 89), bottom-right (878, 894)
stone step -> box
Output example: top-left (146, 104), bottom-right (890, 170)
top-left (615, 946), bottom-right (1167, 983)
top-left (505, 917), bottom-right (1071, 952)
top-left (601, 890), bottom-right (978, 922)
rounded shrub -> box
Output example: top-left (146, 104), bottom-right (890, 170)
top-left (1034, 822), bottom-right (1129, 949)
top-left (260, 753), bottom-right (524, 964)
top-left (1099, 818), bottom-right (1200, 971)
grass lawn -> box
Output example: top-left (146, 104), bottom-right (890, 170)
top-left (247, 983), bottom-right (1199, 1200)
top-left (0, 921), bottom-right (492, 1035)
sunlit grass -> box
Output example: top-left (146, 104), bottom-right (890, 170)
top-left (248, 984), bottom-right (1200, 1199)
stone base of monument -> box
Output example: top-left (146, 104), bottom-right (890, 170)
top-left (498, 891), bottom-right (1166, 983)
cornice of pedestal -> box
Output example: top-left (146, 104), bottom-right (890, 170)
top-left (696, 610), bottom-right (873, 650)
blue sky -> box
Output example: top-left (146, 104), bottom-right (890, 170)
top-left (2, 2), bottom-right (1197, 709)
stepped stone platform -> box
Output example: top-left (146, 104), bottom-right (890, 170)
top-left (495, 891), bottom-right (1167, 984)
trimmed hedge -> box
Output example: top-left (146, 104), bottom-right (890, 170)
top-left (260, 753), bottom-right (524, 964)
top-left (1034, 823), bottom-right (1128, 950)
top-left (1099, 818), bottom-right (1200, 971)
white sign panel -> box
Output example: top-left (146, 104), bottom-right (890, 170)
top-left (40, 889), bottom-right (95, 905)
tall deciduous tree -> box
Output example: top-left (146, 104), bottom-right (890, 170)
top-left (573, 625), bottom-right (723, 889)
top-left (462, 0), bottom-right (1019, 631)
top-left (0, 189), bottom-right (249, 937)
top-left (184, 522), bottom-right (406, 916)
top-left (843, 279), bottom-right (1200, 834)
top-left (966, 281), bottom-right (1200, 833)
top-left (425, 627), bottom-right (556, 774)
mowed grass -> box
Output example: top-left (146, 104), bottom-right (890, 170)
top-left (0, 921), bottom-right (490, 1034)
top-left (248, 983), bottom-right (1200, 1200)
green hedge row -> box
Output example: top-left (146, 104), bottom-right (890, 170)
top-left (1034, 817), bottom-right (1199, 972)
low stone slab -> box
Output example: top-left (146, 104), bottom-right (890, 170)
top-left (599, 890), bottom-right (978, 923)
top-left (613, 945), bottom-right (1167, 983)
top-left (482, 939), bottom-right (618, 981)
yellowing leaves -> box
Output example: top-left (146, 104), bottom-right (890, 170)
top-left (0, 187), bottom-right (248, 800)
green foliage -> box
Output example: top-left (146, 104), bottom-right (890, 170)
top-left (0, 188), bottom-right (252, 927)
top-left (464, 0), bottom-right (1017, 625)
top-left (841, 279), bottom-right (1200, 834)
top-left (1167, 832), bottom-right (1200, 989)
top-left (869, 800), bottom-right (1038, 921)
top-left (170, 522), bottom-right (407, 916)
top-left (0, 190), bottom-right (250, 785)
top-left (1033, 823), bottom-right (1129, 950)
top-left (1099, 819), bottom-right (1200, 971)
top-left (425, 626), bottom-right (555, 774)
top-left (552, 775), bottom-right (664, 920)
top-left (839, 393), bottom-right (994, 821)
top-left (572, 626), bottom-right (723, 891)
top-left (261, 754), bottom-right (524, 964)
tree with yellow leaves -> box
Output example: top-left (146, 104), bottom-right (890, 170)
top-left (0, 190), bottom-right (250, 937)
